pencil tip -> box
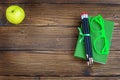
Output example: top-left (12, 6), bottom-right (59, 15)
top-left (87, 61), bottom-right (90, 66)
top-left (89, 58), bottom-right (93, 65)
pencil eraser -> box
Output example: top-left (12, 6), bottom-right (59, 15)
top-left (81, 12), bottom-right (86, 16)
top-left (85, 12), bottom-right (88, 14)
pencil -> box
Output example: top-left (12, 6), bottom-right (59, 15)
top-left (81, 13), bottom-right (89, 65)
top-left (81, 12), bottom-right (93, 65)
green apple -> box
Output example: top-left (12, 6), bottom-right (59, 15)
top-left (6, 5), bottom-right (25, 24)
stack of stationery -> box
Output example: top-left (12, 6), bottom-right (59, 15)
top-left (81, 12), bottom-right (93, 65)
top-left (74, 13), bottom-right (114, 65)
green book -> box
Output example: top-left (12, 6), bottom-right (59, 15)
top-left (74, 15), bottom-right (114, 64)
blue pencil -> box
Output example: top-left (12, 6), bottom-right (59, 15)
top-left (81, 12), bottom-right (93, 65)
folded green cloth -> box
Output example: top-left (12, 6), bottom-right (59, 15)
top-left (74, 15), bottom-right (114, 64)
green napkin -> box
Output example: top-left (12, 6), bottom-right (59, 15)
top-left (74, 15), bottom-right (114, 64)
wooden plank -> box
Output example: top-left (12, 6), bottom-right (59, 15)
top-left (1, 0), bottom-right (120, 4)
top-left (1, 4), bottom-right (120, 26)
top-left (0, 26), bottom-right (118, 51)
top-left (0, 76), bottom-right (37, 80)
top-left (0, 51), bottom-right (119, 76)
top-left (40, 77), bottom-right (120, 80)
top-left (0, 26), bottom-right (78, 38)
top-left (0, 76), bottom-right (119, 80)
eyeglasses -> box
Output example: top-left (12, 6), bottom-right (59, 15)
top-left (90, 15), bottom-right (109, 55)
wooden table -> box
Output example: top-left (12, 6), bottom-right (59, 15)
top-left (0, 0), bottom-right (119, 80)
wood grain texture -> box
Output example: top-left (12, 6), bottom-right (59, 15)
top-left (0, 4), bottom-right (119, 26)
top-left (0, 26), bottom-right (118, 51)
top-left (40, 77), bottom-right (120, 80)
top-left (0, 51), bottom-right (119, 76)
top-left (0, 1), bottom-right (119, 79)
top-left (0, 76), bottom-right (37, 80)
top-left (0, 76), bottom-right (119, 80)
top-left (1, 0), bottom-right (120, 4)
